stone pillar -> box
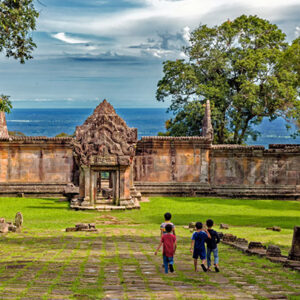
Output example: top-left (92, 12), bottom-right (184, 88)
top-left (0, 111), bottom-right (9, 138)
top-left (111, 170), bottom-right (120, 206)
top-left (109, 172), bottom-right (113, 188)
top-left (80, 166), bottom-right (91, 207)
top-left (201, 100), bottom-right (213, 140)
top-left (288, 226), bottom-right (300, 261)
top-left (90, 170), bottom-right (97, 207)
top-left (115, 169), bottom-right (120, 205)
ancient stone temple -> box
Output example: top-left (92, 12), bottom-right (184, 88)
top-left (0, 99), bottom-right (299, 210)
top-left (71, 100), bottom-right (140, 210)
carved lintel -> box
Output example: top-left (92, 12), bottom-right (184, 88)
top-left (118, 156), bottom-right (131, 166)
top-left (89, 155), bottom-right (118, 166)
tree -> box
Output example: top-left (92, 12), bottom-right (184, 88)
top-left (8, 130), bottom-right (25, 136)
top-left (0, 94), bottom-right (12, 112)
top-left (0, 0), bottom-right (39, 112)
top-left (55, 132), bottom-right (75, 138)
top-left (156, 15), bottom-right (300, 144)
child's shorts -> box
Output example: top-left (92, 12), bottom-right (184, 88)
top-left (193, 248), bottom-right (206, 260)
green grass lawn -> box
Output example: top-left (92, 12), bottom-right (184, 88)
top-left (0, 197), bottom-right (100, 230)
top-left (114, 197), bottom-right (300, 255)
top-left (1, 196), bottom-right (299, 255)
top-left (1, 196), bottom-right (300, 299)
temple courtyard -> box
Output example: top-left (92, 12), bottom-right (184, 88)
top-left (1, 197), bottom-right (300, 299)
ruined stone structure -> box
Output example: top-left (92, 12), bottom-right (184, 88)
top-left (71, 100), bottom-right (140, 209)
top-left (289, 226), bottom-right (300, 261)
top-left (0, 99), bottom-right (299, 210)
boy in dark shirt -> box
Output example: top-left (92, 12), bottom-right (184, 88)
top-left (190, 222), bottom-right (211, 272)
top-left (206, 219), bottom-right (220, 272)
top-left (155, 223), bottom-right (177, 273)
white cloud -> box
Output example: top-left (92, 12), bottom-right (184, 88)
top-left (296, 26), bottom-right (300, 37)
top-left (179, 51), bottom-right (188, 59)
top-left (182, 26), bottom-right (191, 43)
top-left (52, 32), bottom-right (89, 44)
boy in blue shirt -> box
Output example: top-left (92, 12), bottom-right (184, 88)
top-left (190, 222), bottom-right (211, 272)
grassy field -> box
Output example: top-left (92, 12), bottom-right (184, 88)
top-left (113, 196), bottom-right (300, 255)
top-left (1, 196), bottom-right (300, 254)
top-left (0, 196), bottom-right (300, 299)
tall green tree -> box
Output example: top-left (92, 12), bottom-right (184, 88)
top-left (0, 0), bottom-right (39, 112)
top-left (156, 15), bottom-right (300, 144)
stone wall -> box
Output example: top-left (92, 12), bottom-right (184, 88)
top-left (0, 137), bottom-right (74, 196)
top-left (134, 136), bottom-right (213, 195)
top-left (0, 136), bottom-right (299, 199)
top-left (211, 144), bottom-right (300, 198)
top-left (134, 139), bottom-right (300, 199)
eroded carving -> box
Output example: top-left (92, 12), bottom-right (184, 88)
top-left (72, 100), bottom-right (137, 166)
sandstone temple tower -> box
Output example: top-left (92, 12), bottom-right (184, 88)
top-left (71, 100), bottom-right (140, 210)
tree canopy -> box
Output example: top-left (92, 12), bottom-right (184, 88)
top-left (0, 0), bottom-right (39, 112)
top-left (156, 15), bottom-right (300, 144)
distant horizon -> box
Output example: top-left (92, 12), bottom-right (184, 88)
top-left (10, 99), bottom-right (170, 110)
top-left (9, 106), bottom-right (169, 110)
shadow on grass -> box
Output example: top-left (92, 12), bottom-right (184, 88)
top-left (168, 197), bottom-right (300, 211)
top-left (148, 214), bottom-right (299, 229)
top-left (27, 206), bottom-right (70, 210)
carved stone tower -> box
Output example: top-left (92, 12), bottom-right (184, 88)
top-left (0, 111), bottom-right (9, 138)
top-left (201, 100), bottom-right (213, 141)
top-left (71, 100), bottom-right (140, 209)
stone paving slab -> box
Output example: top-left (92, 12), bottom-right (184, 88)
top-left (0, 227), bottom-right (300, 299)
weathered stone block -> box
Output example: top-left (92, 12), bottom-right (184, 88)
top-left (66, 227), bottom-right (77, 232)
top-left (220, 223), bottom-right (229, 229)
top-left (15, 212), bottom-right (23, 228)
top-left (223, 234), bottom-right (237, 242)
top-left (0, 222), bottom-right (9, 233)
top-left (236, 238), bottom-right (248, 245)
top-left (188, 222), bottom-right (195, 229)
top-left (266, 226), bottom-right (281, 232)
top-left (248, 242), bottom-right (266, 250)
top-left (75, 223), bottom-right (89, 230)
top-left (8, 224), bottom-right (17, 232)
top-left (267, 245), bottom-right (281, 257)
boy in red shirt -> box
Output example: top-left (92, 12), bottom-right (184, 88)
top-left (155, 224), bottom-right (177, 273)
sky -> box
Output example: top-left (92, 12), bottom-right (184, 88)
top-left (0, 0), bottom-right (300, 109)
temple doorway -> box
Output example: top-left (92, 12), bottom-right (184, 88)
top-left (96, 171), bottom-right (113, 199)
top-left (92, 168), bottom-right (120, 206)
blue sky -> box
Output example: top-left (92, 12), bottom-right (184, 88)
top-left (1, 0), bottom-right (300, 108)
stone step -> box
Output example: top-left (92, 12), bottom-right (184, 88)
top-left (95, 205), bottom-right (126, 211)
top-left (95, 199), bottom-right (114, 205)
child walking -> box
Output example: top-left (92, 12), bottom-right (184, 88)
top-left (160, 212), bottom-right (175, 236)
top-left (190, 222), bottom-right (211, 272)
top-left (155, 224), bottom-right (177, 273)
top-left (206, 219), bottom-right (220, 272)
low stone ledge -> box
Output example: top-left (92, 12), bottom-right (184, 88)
top-left (141, 136), bottom-right (211, 141)
top-left (221, 235), bottom-right (300, 272)
top-left (0, 136), bottom-right (73, 142)
top-left (66, 223), bottom-right (98, 232)
top-left (212, 145), bottom-right (265, 150)
top-left (269, 144), bottom-right (300, 149)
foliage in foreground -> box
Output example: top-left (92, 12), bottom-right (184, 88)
top-left (157, 15), bottom-right (300, 144)
top-left (0, 0), bottom-right (39, 113)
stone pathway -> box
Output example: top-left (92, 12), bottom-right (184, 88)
top-left (0, 226), bottom-right (300, 299)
